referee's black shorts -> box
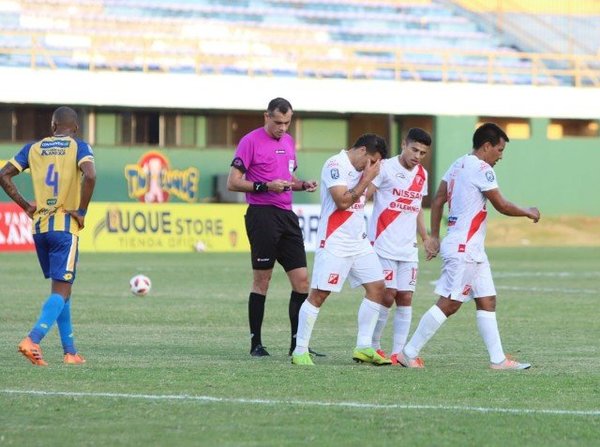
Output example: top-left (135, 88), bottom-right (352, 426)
top-left (244, 205), bottom-right (307, 271)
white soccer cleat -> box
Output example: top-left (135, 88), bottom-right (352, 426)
top-left (490, 356), bottom-right (531, 370)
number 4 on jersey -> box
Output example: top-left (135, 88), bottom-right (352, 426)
top-left (45, 163), bottom-right (59, 196)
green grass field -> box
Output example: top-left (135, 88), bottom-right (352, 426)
top-left (1, 248), bottom-right (599, 446)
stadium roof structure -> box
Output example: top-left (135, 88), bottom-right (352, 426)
top-left (2, 66), bottom-right (599, 119)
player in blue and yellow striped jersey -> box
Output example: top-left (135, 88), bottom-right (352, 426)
top-left (0, 106), bottom-right (96, 366)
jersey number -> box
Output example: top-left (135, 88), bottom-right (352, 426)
top-left (45, 163), bottom-right (59, 196)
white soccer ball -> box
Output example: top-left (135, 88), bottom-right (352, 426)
top-left (130, 274), bottom-right (152, 296)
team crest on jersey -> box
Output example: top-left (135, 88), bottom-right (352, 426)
top-left (330, 168), bottom-right (340, 179)
top-left (328, 273), bottom-right (340, 284)
top-left (124, 151), bottom-right (199, 203)
top-left (485, 171), bottom-right (495, 182)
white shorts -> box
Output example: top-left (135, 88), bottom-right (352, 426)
top-left (311, 249), bottom-right (384, 293)
top-left (434, 256), bottom-right (496, 302)
top-left (378, 257), bottom-right (419, 292)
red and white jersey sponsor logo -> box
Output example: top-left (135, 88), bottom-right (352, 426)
top-left (440, 154), bottom-right (498, 262)
top-left (0, 202), bottom-right (34, 252)
top-left (368, 158), bottom-right (427, 262)
top-left (328, 273), bottom-right (340, 285)
top-left (316, 150), bottom-right (373, 257)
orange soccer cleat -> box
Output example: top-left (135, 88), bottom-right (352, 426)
top-left (391, 352), bottom-right (424, 367)
top-left (64, 353), bottom-right (86, 365)
top-left (490, 355), bottom-right (530, 370)
top-left (395, 351), bottom-right (425, 368)
top-left (18, 337), bottom-right (48, 366)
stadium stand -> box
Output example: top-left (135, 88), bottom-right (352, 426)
top-left (0, 0), bottom-right (598, 85)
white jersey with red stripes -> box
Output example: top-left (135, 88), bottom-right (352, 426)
top-left (316, 150), bottom-right (372, 257)
top-left (368, 158), bottom-right (428, 262)
top-left (440, 154), bottom-right (499, 262)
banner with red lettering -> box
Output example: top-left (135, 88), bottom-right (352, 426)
top-left (0, 202), bottom-right (34, 252)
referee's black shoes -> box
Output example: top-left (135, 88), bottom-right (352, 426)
top-left (250, 344), bottom-right (270, 357)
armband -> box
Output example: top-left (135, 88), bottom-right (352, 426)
top-left (253, 182), bottom-right (269, 193)
top-left (77, 208), bottom-right (87, 217)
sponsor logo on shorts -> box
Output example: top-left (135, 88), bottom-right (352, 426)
top-left (448, 216), bottom-right (457, 227)
top-left (462, 284), bottom-right (472, 295)
top-left (319, 240), bottom-right (325, 248)
top-left (63, 273), bottom-right (73, 281)
top-left (257, 258), bottom-right (270, 262)
top-left (384, 270), bottom-right (393, 281)
top-left (328, 273), bottom-right (339, 285)
top-left (458, 244), bottom-right (466, 252)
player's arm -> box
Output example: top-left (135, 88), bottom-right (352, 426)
top-left (0, 162), bottom-right (35, 218)
top-left (290, 174), bottom-right (318, 192)
top-left (329, 159), bottom-right (380, 210)
top-left (484, 189), bottom-right (540, 222)
top-left (78, 160), bottom-right (96, 212)
top-left (416, 208), bottom-right (429, 243)
top-left (226, 166), bottom-right (290, 193)
top-left (425, 180), bottom-right (448, 259)
top-left (429, 180), bottom-right (447, 240)
top-left (365, 183), bottom-right (377, 201)
top-left (67, 160), bottom-right (96, 230)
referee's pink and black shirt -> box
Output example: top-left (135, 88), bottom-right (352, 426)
top-left (231, 127), bottom-right (297, 210)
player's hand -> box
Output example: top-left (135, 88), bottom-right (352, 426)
top-left (526, 207), bottom-right (540, 223)
top-left (362, 159), bottom-right (381, 182)
top-left (67, 210), bottom-right (85, 230)
top-left (424, 237), bottom-right (440, 260)
top-left (268, 179), bottom-right (292, 193)
top-left (25, 203), bottom-right (36, 219)
top-left (302, 180), bottom-right (318, 192)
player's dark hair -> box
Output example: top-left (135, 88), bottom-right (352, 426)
top-left (352, 133), bottom-right (388, 159)
top-left (406, 127), bottom-right (431, 146)
top-left (267, 97), bottom-right (293, 115)
top-left (52, 106), bottom-right (78, 125)
top-left (473, 122), bottom-right (509, 149)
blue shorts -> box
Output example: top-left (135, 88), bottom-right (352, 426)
top-left (33, 231), bottom-right (79, 283)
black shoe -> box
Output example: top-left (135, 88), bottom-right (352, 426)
top-left (250, 344), bottom-right (270, 357)
top-left (288, 347), bottom-right (326, 357)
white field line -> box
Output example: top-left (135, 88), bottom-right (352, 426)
top-left (1, 389), bottom-right (599, 417)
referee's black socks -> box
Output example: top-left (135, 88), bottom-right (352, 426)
top-left (249, 292), bottom-right (266, 351)
top-left (289, 291), bottom-right (308, 353)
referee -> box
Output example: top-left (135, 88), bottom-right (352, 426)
top-left (227, 97), bottom-right (321, 357)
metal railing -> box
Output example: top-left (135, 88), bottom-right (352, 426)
top-left (1, 31), bottom-right (599, 87)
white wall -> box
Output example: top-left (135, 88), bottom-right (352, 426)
top-left (2, 67), bottom-right (599, 119)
